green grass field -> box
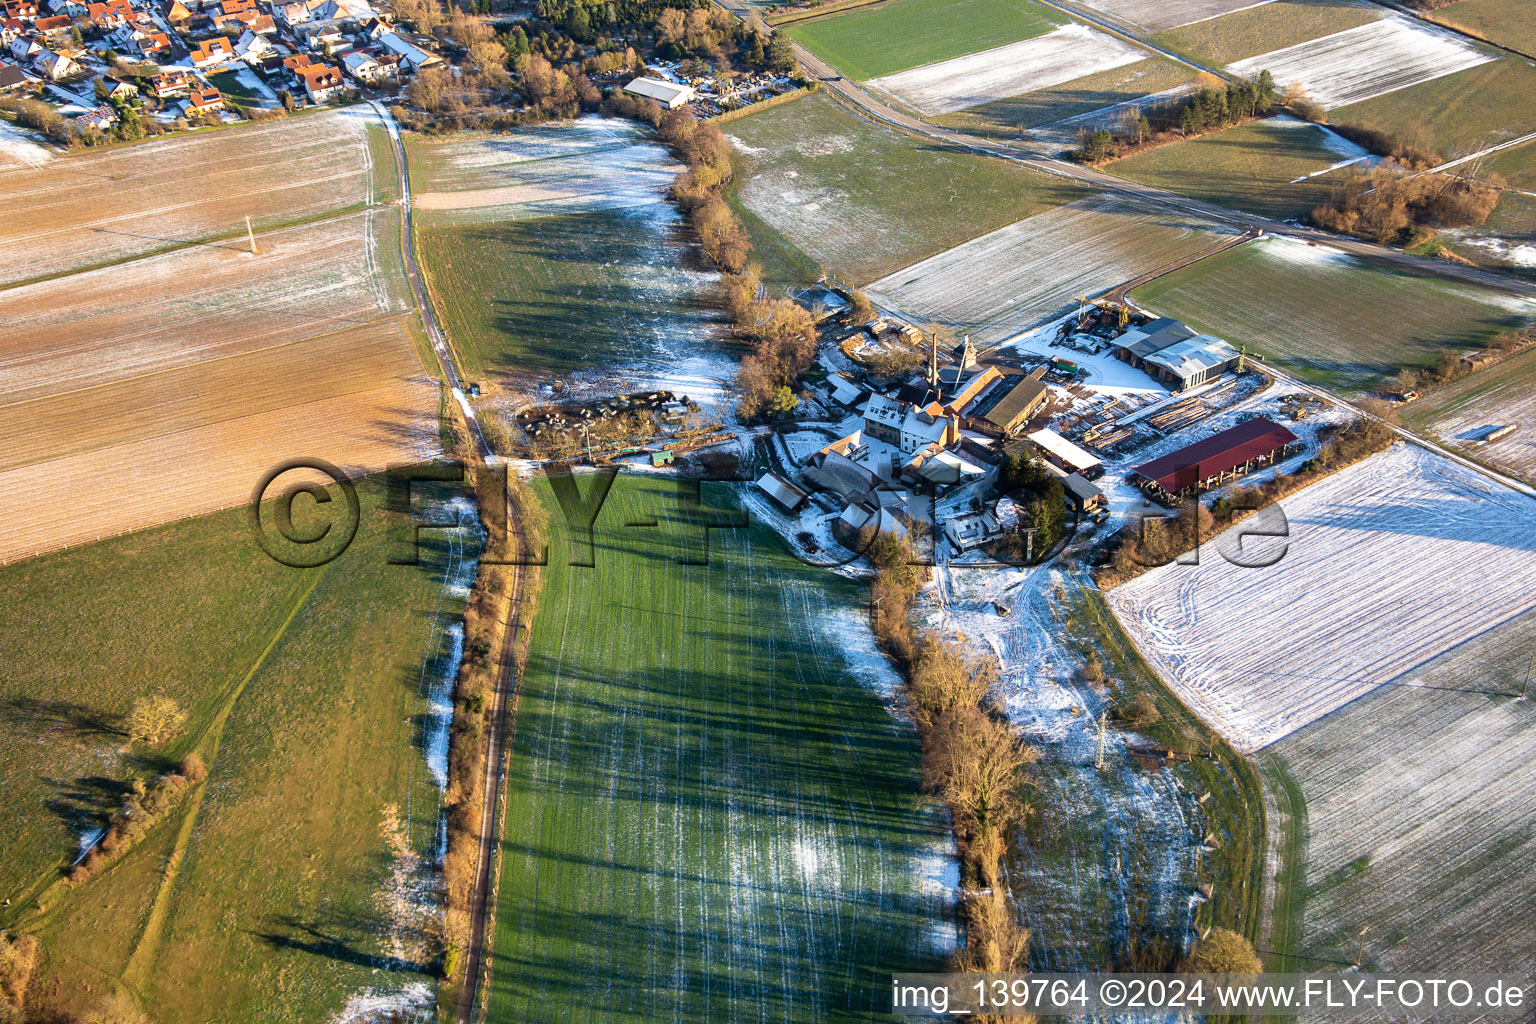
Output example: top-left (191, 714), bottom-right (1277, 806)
top-left (1151, 0), bottom-right (1381, 66)
top-left (1131, 236), bottom-right (1535, 392)
top-left (1, 478), bottom-right (471, 1023)
top-left (1332, 57), bottom-right (1536, 160)
top-left (487, 476), bottom-right (947, 1022)
top-left (416, 209), bottom-right (717, 381)
top-left (1108, 119), bottom-right (1352, 221)
top-left (206, 70), bottom-right (271, 109)
top-left (726, 93), bottom-right (1085, 283)
top-left (781, 0), bottom-right (1066, 81)
top-left (1426, 0), bottom-right (1536, 56)
top-left (935, 57), bottom-right (1199, 138)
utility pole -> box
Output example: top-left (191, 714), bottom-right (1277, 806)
top-left (245, 215), bottom-right (257, 255)
top-left (1095, 711), bottom-right (1108, 771)
top-left (1520, 647), bottom-right (1533, 701)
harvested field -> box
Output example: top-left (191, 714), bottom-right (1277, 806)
top-left (1108, 118), bottom-right (1360, 221)
top-left (1130, 236), bottom-right (1534, 391)
top-left (0, 110), bottom-right (379, 284)
top-left (1109, 443), bottom-right (1536, 753)
top-left (726, 93), bottom-right (1084, 282)
top-left (780, 0), bottom-right (1065, 81)
top-left (868, 25), bottom-right (1144, 116)
top-left (866, 195), bottom-right (1231, 344)
top-left (1425, 0), bottom-right (1536, 56)
top-left (406, 116), bottom-right (681, 221)
top-left (1151, 0), bottom-right (1383, 67)
top-left (1261, 606), bottom-right (1536, 982)
top-left (0, 210), bottom-right (409, 404)
top-left (0, 366), bottom-right (438, 565)
top-left (1227, 16), bottom-right (1494, 108)
top-left (935, 58), bottom-right (1198, 140)
top-left (1403, 344), bottom-right (1536, 482)
top-left (1075, 0), bottom-right (1273, 31)
top-left (1331, 55), bottom-right (1536, 160)
top-left (489, 477), bottom-right (948, 1022)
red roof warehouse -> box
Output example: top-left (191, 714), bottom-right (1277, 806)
top-left (1134, 417), bottom-right (1300, 497)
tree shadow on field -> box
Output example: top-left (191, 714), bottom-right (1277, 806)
top-left (2, 696), bottom-right (124, 740)
top-left (255, 913), bottom-right (429, 974)
top-left (42, 773), bottom-right (130, 843)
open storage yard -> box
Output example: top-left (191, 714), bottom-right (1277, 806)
top-left (780, 0), bottom-right (1065, 82)
top-left (726, 93), bottom-right (1084, 283)
top-left (1402, 344), bottom-right (1536, 482)
top-left (1107, 118), bottom-right (1363, 221)
top-left (1108, 443), bottom-right (1536, 753)
top-left (0, 110), bottom-right (381, 284)
top-left (1261, 605), bottom-right (1536, 980)
top-left (1150, 0), bottom-right (1383, 67)
top-left (1129, 236), bottom-right (1535, 392)
top-left (866, 195), bottom-right (1232, 344)
top-left (489, 477), bottom-right (948, 1022)
top-left (0, 481), bottom-right (473, 1023)
top-left (867, 25), bottom-right (1145, 117)
top-left (1226, 16), bottom-right (1494, 109)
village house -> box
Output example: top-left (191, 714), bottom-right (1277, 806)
top-left (31, 13), bottom-right (70, 40)
top-left (340, 47), bottom-right (393, 84)
top-left (184, 83), bottom-right (222, 113)
top-left (163, 0), bottom-right (191, 23)
top-left (189, 35), bottom-right (233, 66)
top-left (149, 66), bottom-right (190, 95)
top-left (377, 29), bottom-right (438, 70)
top-left (34, 46), bottom-right (76, 79)
top-left (135, 30), bottom-right (169, 56)
top-left (101, 72), bottom-right (138, 98)
top-left (46, 0), bottom-right (84, 14)
top-left (296, 59), bottom-right (342, 101)
top-left (234, 26), bottom-right (272, 57)
top-left (8, 34), bottom-right (40, 61)
top-left (2, 0), bottom-right (38, 20)
top-left (71, 102), bottom-right (117, 130)
top-left (0, 59), bottom-right (32, 90)
top-left (86, 0), bottom-right (132, 28)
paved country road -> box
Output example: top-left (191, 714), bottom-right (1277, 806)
top-left (369, 101), bottom-right (530, 1024)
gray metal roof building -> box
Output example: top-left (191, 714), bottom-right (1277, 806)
top-left (1115, 317), bottom-right (1240, 391)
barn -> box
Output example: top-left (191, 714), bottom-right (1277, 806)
top-left (1115, 317), bottom-right (1240, 391)
top-left (624, 77), bottom-right (695, 108)
top-left (1132, 417), bottom-right (1300, 499)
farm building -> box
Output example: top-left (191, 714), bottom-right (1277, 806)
top-left (962, 368), bottom-right (1049, 437)
top-left (1114, 317), bottom-right (1240, 391)
top-left (1025, 427), bottom-right (1102, 479)
top-left (756, 471), bottom-right (808, 512)
top-left (624, 77), bottom-right (695, 109)
top-left (1061, 472), bottom-right (1104, 511)
top-left (1133, 417), bottom-right (1300, 499)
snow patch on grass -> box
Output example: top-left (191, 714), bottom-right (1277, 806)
top-left (869, 24), bottom-right (1144, 116)
top-left (1228, 17), bottom-right (1494, 109)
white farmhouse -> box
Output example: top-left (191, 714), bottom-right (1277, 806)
top-left (623, 76), bottom-right (694, 109)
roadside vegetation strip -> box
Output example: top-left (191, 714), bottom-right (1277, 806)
top-left (865, 194), bottom-right (1229, 345)
top-left (1108, 442), bottom-right (1536, 754)
top-left (1226, 16), bottom-right (1493, 108)
top-left (487, 477), bottom-right (947, 1023)
top-left (1129, 235), bottom-right (1535, 393)
top-left (725, 92), bottom-right (1085, 284)
top-left (1149, 0), bottom-right (1384, 67)
top-left (1255, 751), bottom-right (1308, 971)
top-left (0, 110), bottom-right (378, 284)
top-left (780, 0), bottom-right (1066, 82)
top-left (867, 24), bottom-right (1145, 117)
top-left (1263, 605), bottom-right (1536, 974)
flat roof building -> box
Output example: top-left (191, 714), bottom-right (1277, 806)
top-left (1025, 427), bottom-right (1102, 479)
top-left (1133, 417), bottom-right (1299, 498)
top-left (624, 76), bottom-right (694, 108)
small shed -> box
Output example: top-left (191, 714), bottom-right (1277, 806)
top-left (756, 471), bottom-right (807, 512)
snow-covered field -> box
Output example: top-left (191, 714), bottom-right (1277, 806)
top-left (1227, 16), bottom-right (1494, 109)
top-left (1265, 605), bottom-right (1536, 983)
top-left (868, 25), bottom-right (1144, 116)
top-left (410, 116), bottom-right (682, 220)
top-left (1075, 0), bottom-right (1273, 31)
top-left (867, 196), bottom-right (1231, 345)
top-left (1110, 443), bottom-right (1536, 752)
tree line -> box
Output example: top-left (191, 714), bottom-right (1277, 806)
top-left (1070, 71), bottom-right (1277, 164)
